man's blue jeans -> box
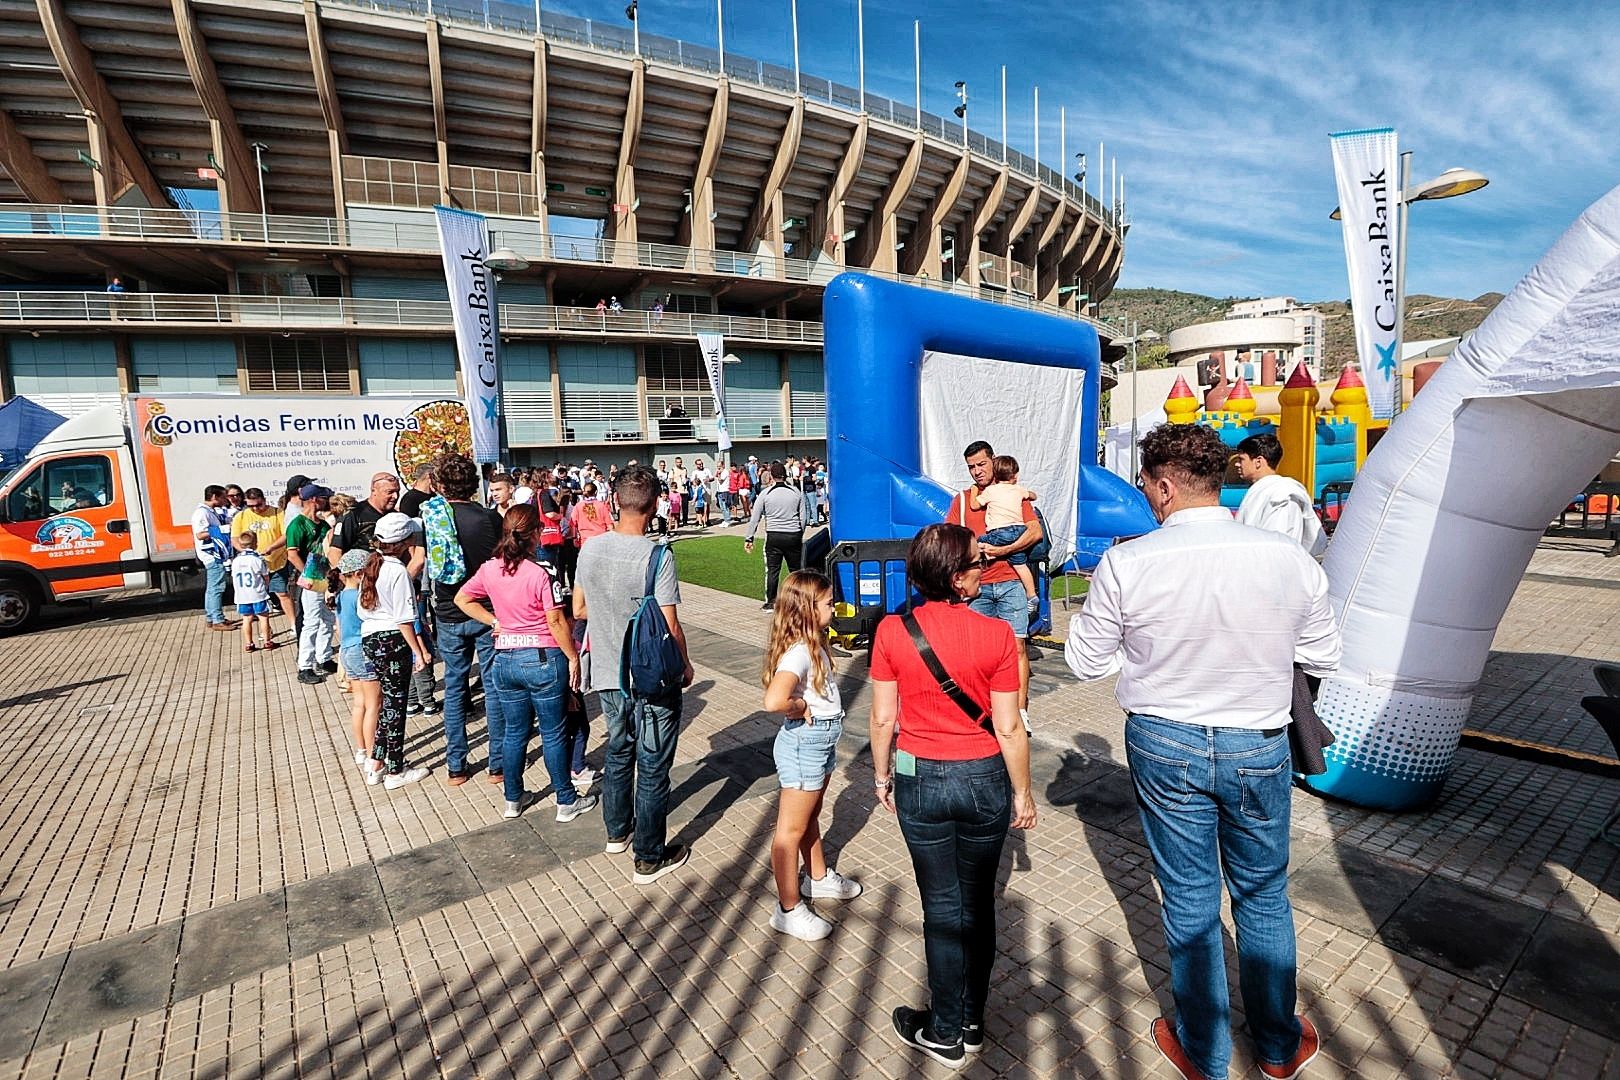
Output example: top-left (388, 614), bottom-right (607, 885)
top-left (203, 561), bottom-right (227, 624)
top-left (437, 617), bottom-right (505, 776)
top-left (598, 688), bottom-right (682, 863)
top-left (492, 647), bottom-right (577, 806)
top-left (969, 577), bottom-right (1029, 638)
top-left (1125, 713), bottom-right (1303, 1080)
top-left (894, 753), bottom-right (1010, 1044)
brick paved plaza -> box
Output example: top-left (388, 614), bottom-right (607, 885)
top-left (0, 537), bottom-right (1616, 1079)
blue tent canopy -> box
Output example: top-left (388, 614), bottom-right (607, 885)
top-left (0, 397), bottom-right (66, 472)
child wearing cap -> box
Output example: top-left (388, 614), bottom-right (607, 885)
top-left (336, 548), bottom-right (379, 768)
top-left (355, 513), bottom-right (433, 789)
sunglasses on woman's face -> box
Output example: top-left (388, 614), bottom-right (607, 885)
top-left (961, 551), bottom-right (990, 572)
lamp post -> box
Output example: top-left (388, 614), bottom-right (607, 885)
top-left (953, 81), bottom-right (968, 148)
top-left (250, 141), bottom-right (268, 242)
top-left (625, 0), bottom-right (638, 57)
top-left (1330, 161), bottom-right (1488, 411)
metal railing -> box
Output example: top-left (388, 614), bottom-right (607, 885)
top-left (0, 292), bottom-right (824, 345)
top-left (0, 204), bottom-right (1110, 331)
top-left (332, 0), bottom-right (1110, 222)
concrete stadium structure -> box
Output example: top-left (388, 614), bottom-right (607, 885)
top-left (0, 0), bottom-right (1126, 461)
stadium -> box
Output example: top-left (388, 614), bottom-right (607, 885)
top-left (0, 0), bottom-right (1127, 462)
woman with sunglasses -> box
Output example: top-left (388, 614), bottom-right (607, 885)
top-left (868, 523), bottom-right (1037, 1069)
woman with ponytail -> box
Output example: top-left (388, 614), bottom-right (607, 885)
top-left (356, 513), bottom-right (432, 789)
top-left (455, 503), bottom-right (594, 822)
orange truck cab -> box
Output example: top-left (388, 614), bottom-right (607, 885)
top-left (0, 394), bottom-right (470, 632)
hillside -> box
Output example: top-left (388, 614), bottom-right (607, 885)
top-left (1098, 288), bottom-right (1503, 373)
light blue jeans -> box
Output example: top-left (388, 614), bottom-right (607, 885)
top-left (492, 647), bottom-right (576, 806)
top-left (1125, 713), bottom-right (1303, 1080)
top-left (203, 561), bottom-right (227, 624)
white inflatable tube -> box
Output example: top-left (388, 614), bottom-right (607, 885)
top-left (1305, 185), bottom-right (1620, 810)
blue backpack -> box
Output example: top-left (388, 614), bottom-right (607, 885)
top-left (1027, 504), bottom-right (1053, 566)
top-left (619, 543), bottom-right (685, 698)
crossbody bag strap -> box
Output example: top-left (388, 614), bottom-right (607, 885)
top-left (901, 611), bottom-right (994, 735)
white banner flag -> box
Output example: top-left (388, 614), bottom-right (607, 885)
top-left (1330, 128), bottom-right (1402, 418)
top-left (696, 332), bottom-right (733, 452)
top-left (435, 206), bottom-right (501, 462)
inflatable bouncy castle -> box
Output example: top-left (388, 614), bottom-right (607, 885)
top-left (820, 274), bottom-right (1157, 636)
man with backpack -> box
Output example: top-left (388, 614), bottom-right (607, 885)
top-left (573, 464), bottom-right (694, 885)
top-left (945, 440), bottom-right (1045, 731)
top-left (423, 454), bottom-right (508, 787)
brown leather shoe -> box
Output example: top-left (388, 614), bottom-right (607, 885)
top-left (446, 768), bottom-right (473, 788)
top-left (487, 769), bottom-right (504, 786)
top-left (1149, 1018), bottom-right (1209, 1080)
top-left (1259, 1016), bottom-right (1319, 1080)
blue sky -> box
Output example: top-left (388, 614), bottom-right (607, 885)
top-left (539, 0), bottom-right (1620, 303)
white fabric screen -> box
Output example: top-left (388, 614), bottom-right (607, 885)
top-left (918, 351), bottom-right (1085, 567)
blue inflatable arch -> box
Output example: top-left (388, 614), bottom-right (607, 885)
top-left (822, 274), bottom-right (1156, 568)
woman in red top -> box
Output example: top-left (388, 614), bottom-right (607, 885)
top-left (869, 523), bottom-right (1037, 1069)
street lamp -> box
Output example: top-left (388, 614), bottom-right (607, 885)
top-left (485, 247), bottom-right (529, 273)
top-left (625, 0), bottom-right (638, 56)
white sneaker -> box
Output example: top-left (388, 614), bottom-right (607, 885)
top-left (383, 767), bottom-right (429, 790)
top-left (556, 793), bottom-right (599, 822)
top-left (353, 748), bottom-right (368, 766)
top-left (770, 902), bottom-right (833, 941)
top-left (503, 792), bottom-right (538, 819)
top-left (363, 761), bottom-right (383, 786)
top-left (570, 768), bottom-right (599, 796)
top-left (801, 868), bottom-right (864, 900)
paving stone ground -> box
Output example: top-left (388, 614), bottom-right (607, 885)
top-left (0, 535), bottom-right (1616, 1079)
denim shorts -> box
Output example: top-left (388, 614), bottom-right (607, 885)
top-left (980, 523), bottom-right (1030, 567)
top-left (773, 715), bottom-right (844, 790)
top-left (970, 578), bottom-right (1030, 637)
top-left (237, 600), bottom-right (271, 617)
top-left (340, 641), bottom-right (376, 682)
top-left (266, 566), bottom-right (292, 593)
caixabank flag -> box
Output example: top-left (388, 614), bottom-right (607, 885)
top-left (435, 206), bottom-right (502, 462)
top-left (1330, 127), bottom-right (1402, 418)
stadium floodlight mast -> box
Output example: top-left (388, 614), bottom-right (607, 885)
top-left (953, 81), bottom-right (968, 148)
top-left (624, 0), bottom-right (638, 57)
top-left (250, 141), bottom-right (269, 242)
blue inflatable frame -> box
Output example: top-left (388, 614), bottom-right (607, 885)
top-left (822, 274), bottom-right (1156, 571)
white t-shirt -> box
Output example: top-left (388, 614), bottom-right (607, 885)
top-left (776, 641), bottom-right (842, 720)
top-left (192, 503), bottom-right (227, 564)
top-left (229, 551), bottom-right (269, 604)
top-left (356, 557), bottom-right (418, 636)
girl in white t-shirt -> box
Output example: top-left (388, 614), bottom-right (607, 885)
top-left (761, 571), bottom-right (862, 941)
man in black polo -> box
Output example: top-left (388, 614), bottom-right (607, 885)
top-left (744, 461), bottom-right (805, 611)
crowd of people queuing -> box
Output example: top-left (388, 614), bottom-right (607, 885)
top-left (186, 424), bottom-right (1337, 1080)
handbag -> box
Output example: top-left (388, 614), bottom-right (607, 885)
top-left (900, 611), bottom-right (995, 735)
top-left (1288, 667), bottom-right (1336, 775)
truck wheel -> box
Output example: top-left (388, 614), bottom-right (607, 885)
top-left (0, 578), bottom-right (39, 634)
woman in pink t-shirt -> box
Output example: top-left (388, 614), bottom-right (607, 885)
top-left (569, 482), bottom-right (613, 550)
top-left (454, 504), bottom-right (594, 823)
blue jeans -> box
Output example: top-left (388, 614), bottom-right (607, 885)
top-left (894, 752), bottom-right (1010, 1044)
top-left (492, 648), bottom-right (576, 806)
top-left (979, 523), bottom-right (1030, 567)
top-left (969, 577), bottom-right (1029, 638)
top-left (203, 561), bottom-right (227, 624)
top-left (438, 616), bottom-right (506, 776)
top-left (1125, 714), bottom-right (1302, 1080)
top-left (598, 689), bottom-right (682, 863)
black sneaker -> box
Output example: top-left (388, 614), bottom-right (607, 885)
top-left (632, 843), bottom-right (690, 885)
top-left (407, 702), bottom-right (424, 715)
top-left (422, 703), bottom-right (442, 715)
top-left (962, 1022), bottom-right (984, 1054)
top-left (319, 659), bottom-right (339, 675)
top-left (891, 1007), bottom-right (965, 1069)
top-left (760, 601), bottom-right (774, 611)
top-left (296, 669), bottom-right (325, 685)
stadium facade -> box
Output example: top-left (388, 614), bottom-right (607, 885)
top-left (0, 0), bottom-right (1127, 463)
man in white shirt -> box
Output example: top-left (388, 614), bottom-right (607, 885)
top-left (1234, 433), bottom-right (1327, 557)
top-left (1065, 422), bottom-right (1340, 1080)
top-left (191, 484), bottom-right (236, 630)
